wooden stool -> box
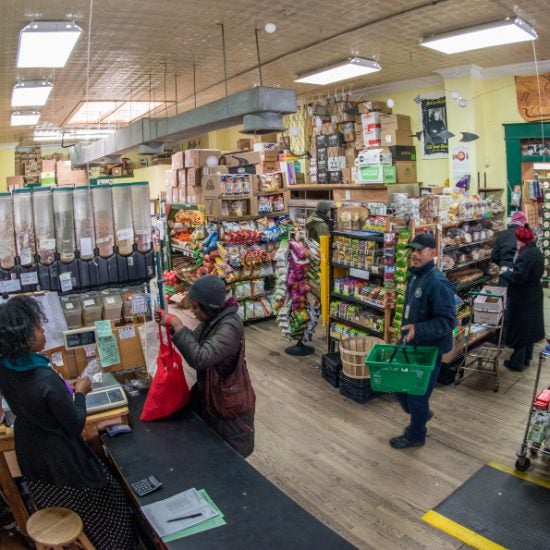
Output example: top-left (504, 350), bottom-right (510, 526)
top-left (26, 507), bottom-right (95, 549)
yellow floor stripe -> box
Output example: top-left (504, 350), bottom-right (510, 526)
top-left (422, 510), bottom-right (506, 550)
top-left (488, 460), bottom-right (550, 490)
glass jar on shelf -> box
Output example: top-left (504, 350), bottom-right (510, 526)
top-left (0, 193), bottom-right (16, 270)
top-left (73, 186), bottom-right (96, 260)
top-left (111, 183), bottom-right (134, 256)
top-left (91, 185), bottom-right (115, 258)
top-left (53, 188), bottom-right (76, 263)
top-left (12, 189), bottom-right (35, 266)
top-left (32, 187), bottom-right (56, 265)
top-left (131, 182), bottom-right (152, 253)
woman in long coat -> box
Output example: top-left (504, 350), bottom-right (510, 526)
top-left (501, 225), bottom-right (545, 370)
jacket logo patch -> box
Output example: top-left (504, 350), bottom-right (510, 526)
top-left (415, 288), bottom-right (423, 298)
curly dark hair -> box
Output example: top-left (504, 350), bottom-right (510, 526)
top-left (0, 296), bottom-right (47, 361)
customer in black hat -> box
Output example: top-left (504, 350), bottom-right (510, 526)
top-left (156, 275), bottom-right (255, 457)
top-left (390, 233), bottom-right (456, 449)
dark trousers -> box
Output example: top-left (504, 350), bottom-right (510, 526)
top-left (509, 343), bottom-right (534, 369)
top-left (395, 356), bottom-right (441, 443)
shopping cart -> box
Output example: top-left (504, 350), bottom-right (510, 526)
top-left (454, 289), bottom-right (505, 392)
top-left (515, 348), bottom-right (550, 472)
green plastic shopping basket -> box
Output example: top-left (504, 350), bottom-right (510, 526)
top-left (366, 344), bottom-right (439, 395)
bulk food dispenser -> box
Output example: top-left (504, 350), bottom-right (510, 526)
top-left (91, 185), bottom-right (118, 286)
top-left (131, 182), bottom-right (154, 281)
top-left (73, 186), bottom-right (97, 290)
top-left (0, 193), bottom-right (16, 283)
top-left (111, 183), bottom-right (135, 285)
top-left (33, 187), bottom-right (57, 291)
top-left (53, 188), bottom-right (79, 292)
top-left (12, 188), bottom-right (38, 292)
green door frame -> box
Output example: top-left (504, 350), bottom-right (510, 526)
top-left (504, 122), bottom-right (550, 212)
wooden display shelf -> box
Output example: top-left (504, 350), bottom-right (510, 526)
top-left (477, 188), bottom-right (504, 192)
top-left (330, 316), bottom-right (384, 337)
top-left (332, 262), bottom-right (384, 276)
top-left (331, 292), bottom-right (385, 312)
top-left (452, 274), bottom-right (492, 292)
top-left (289, 184), bottom-right (387, 190)
top-left (442, 237), bottom-right (495, 251)
top-left (444, 256), bottom-right (492, 272)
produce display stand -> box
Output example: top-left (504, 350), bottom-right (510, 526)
top-left (515, 349), bottom-right (550, 471)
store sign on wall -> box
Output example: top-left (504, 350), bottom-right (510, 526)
top-left (452, 146), bottom-right (472, 190)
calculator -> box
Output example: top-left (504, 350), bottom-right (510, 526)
top-left (131, 475), bottom-right (162, 497)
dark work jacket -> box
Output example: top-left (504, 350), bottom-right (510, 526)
top-left (403, 261), bottom-right (456, 354)
top-left (172, 306), bottom-right (254, 457)
top-left (491, 225), bottom-right (518, 269)
top-left (0, 365), bottom-right (106, 488)
top-left (305, 213), bottom-right (329, 242)
top-left (500, 242), bottom-right (545, 347)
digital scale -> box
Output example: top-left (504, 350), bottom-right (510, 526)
top-left (85, 372), bottom-right (128, 414)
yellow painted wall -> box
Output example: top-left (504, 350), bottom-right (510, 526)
top-left (0, 149), bottom-right (15, 192)
top-left (208, 125), bottom-right (244, 151)
top-left (114, 165), bottom-right (172, 198)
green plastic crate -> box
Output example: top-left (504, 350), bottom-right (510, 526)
top-left (366, 344), bottom-right (439, 395)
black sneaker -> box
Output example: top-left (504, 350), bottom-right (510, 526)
top-left (389, 436), bottom-right (425, 449)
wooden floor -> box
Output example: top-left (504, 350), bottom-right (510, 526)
top-left (3, 300), bottom-right (549, 549)
top-left (241, 319), bottom-right (550, 550)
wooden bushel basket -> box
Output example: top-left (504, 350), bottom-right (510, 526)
top-left (339, 336), bottom-right (384, 379)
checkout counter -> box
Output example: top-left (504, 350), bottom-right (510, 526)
top-left (103, 392), bottom-right (353, 549)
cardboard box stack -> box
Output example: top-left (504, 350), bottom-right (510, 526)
top-left (170, 149), bottom-right (222, 205)
top-left (380, 114), bottom-right (417, 183)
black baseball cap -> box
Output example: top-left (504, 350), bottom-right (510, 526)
top-left (407, 233), bottom-right (437, 250)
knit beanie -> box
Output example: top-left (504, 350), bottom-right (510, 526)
top-left (317, 201), bottom-right (331, 215)
top-left (188, 275), bottom-right (227, 311)
top-left (510, 211), bottom-right (527, 226)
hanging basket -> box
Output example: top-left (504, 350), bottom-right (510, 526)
top-left (339, 336), bottom-right (384, 379)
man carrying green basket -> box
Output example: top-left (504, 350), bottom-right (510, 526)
top-left (390, 233), bottom-right (456, 450)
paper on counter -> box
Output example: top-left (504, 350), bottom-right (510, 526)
top-left (141, 487), bottom-right (219, 538)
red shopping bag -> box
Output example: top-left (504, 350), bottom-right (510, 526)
top-left (140, 324), bottom-right (190, 421)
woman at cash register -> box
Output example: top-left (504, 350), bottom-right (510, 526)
top-left (0, 296), bottom-right (136, 549)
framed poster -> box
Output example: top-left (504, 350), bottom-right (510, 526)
top-left (422, 97), bottom-right (449, 158)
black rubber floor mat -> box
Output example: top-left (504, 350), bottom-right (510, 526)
top-left (424, 463), bottom-right (550, 550)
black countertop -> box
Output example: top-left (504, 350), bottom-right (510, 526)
top-left (103, 393), bottom-right (353, 549)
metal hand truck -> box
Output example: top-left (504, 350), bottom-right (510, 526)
top-left (454, 289), bottom-right (505, 392)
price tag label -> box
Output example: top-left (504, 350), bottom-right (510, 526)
top-left (51, 352), bottom-right (64, 367)
top-left (80, 237), bottom-right (93, 257)
top-left (117, 228), bottom-right (134, 241)
top-left (40, 238), bottom-right (56, 251)
top-left (59, 272), bottom-right (73, 292)
top-left (131, 294), bottom-right (147, 315)
top-left (83, 299), bottom-right (95, 307)
top-left (0, 279), bottom-right (22, 293)
top-left (20, 272), bottom-right (38, 286)
top-left (119, 326), bottom-right (136, 340)
top-left (106, 297), bottom-right (116, 304)
top-left (136, 229), bottom-right (150, 236)
top-left (65, 303), bottom-right (74, 310)
top-left (20, 249), bottom-right (32, 265)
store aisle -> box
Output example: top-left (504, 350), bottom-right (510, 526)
top-left (240, 320), bottom-right (550, 549)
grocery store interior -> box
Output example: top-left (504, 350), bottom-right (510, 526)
top-left (0, 0), bottom-right (549, 548)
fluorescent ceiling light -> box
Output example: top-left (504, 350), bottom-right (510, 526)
top-left (11, 80), bottom-right (53, 107)
top-left (34, 128), bottom-right (117, 142)
top-left (67, 101), bottom-right (164, 125)
top-left (17, 21), bottom-right (82, 68)
top-left (295, 57), bottom-right (381, 85)
top-left (420, 17), bottom-right (537, 54)
top-left (11, 111), bottom-right (41, 126)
